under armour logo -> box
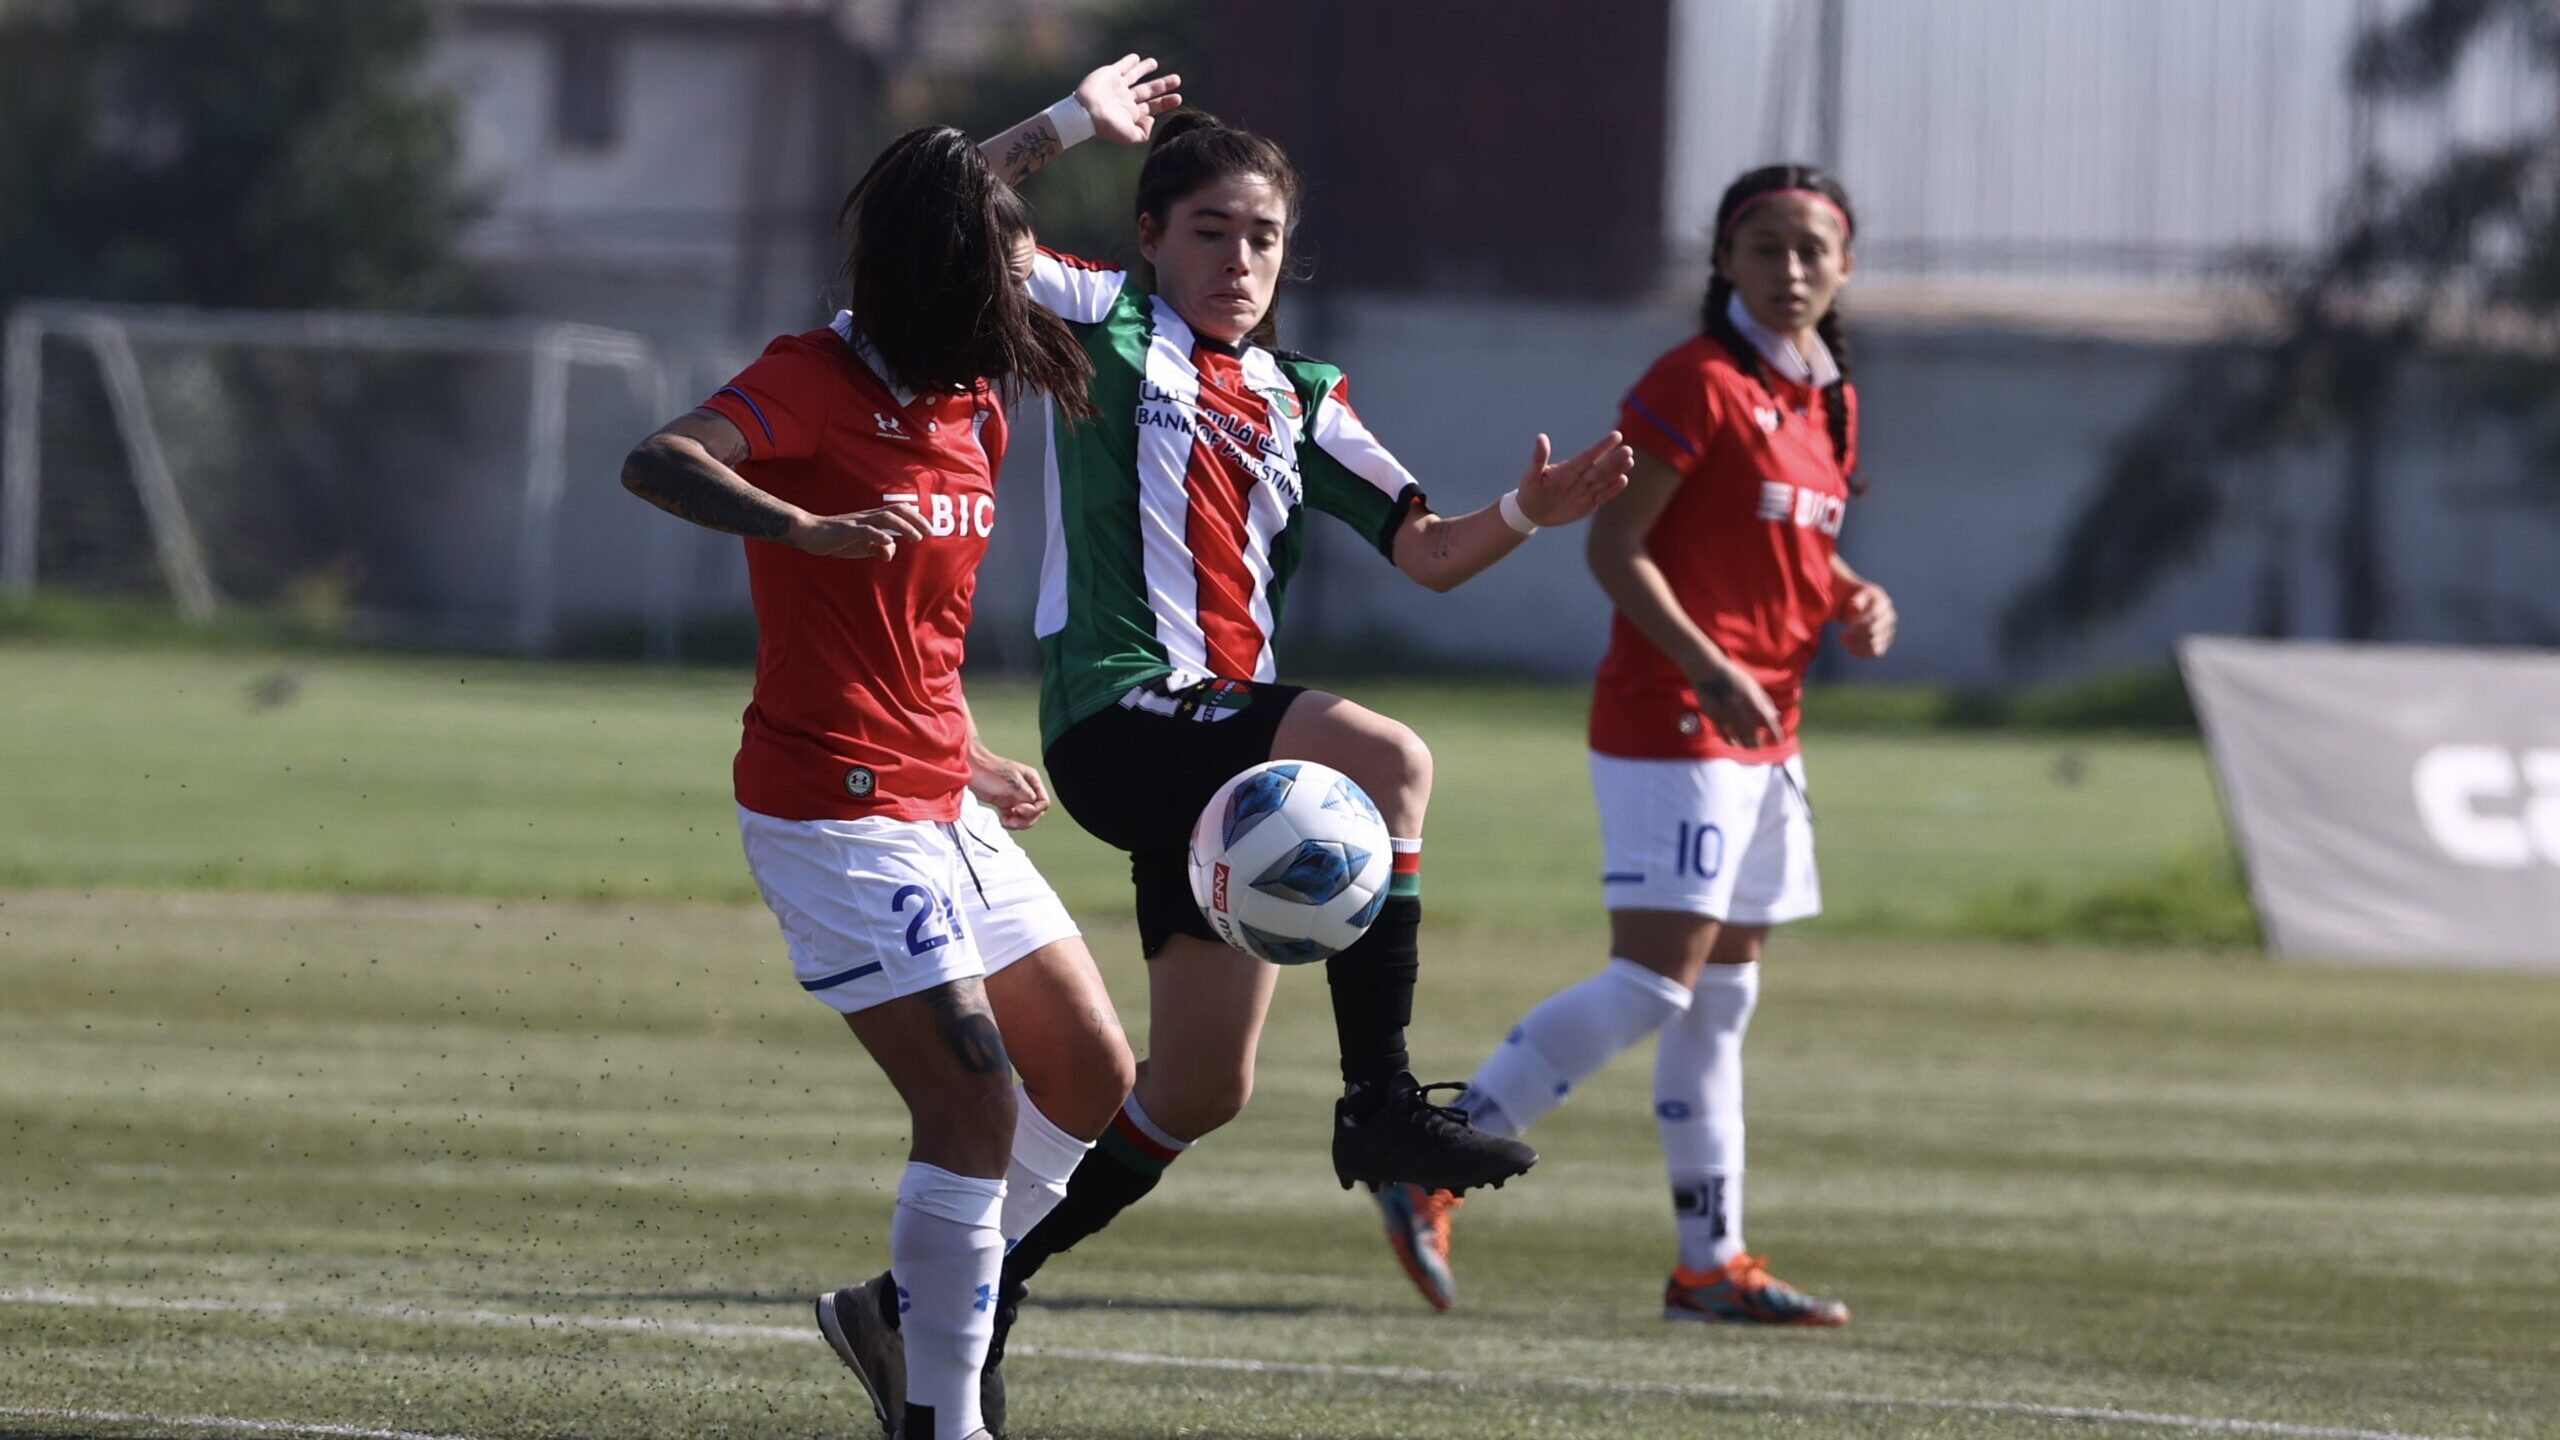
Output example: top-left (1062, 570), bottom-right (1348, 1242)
top-left (1753, 406), bottom-right (1781, 434)
top-left (973, 1283), bottom-right (995, 1312)
top-left (894, 1283), bottom-right (912, 1315)
top-left (875, 412), bottom-right (908, 439)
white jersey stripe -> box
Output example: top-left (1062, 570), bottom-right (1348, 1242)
top-left (1026, 250), bottom-right (1128, 325)
top-left (1237, 348), bottom-right (1301, 682)
top-left (1311, 383), bottom-right (1422, 500)
top-left (1135, 296), bottom-right (1210, 685)
top-left (1034, 402), bottom-right (1071, 639)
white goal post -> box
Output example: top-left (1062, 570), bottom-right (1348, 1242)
top-left (2, 301), bottom-right (686, 654)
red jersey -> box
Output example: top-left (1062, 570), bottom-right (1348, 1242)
top-left (1590, 333), bottom-right (1856, 763)
top-left (701, 319), bottom-right (1004, 822)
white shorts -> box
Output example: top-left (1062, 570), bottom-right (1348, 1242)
top-left (1590, 752), bottom-right (1820, 925)
top-left (737, 796), bottom-right (1078, 1015)
top-left (950, 795), bottom-right (1081, 972)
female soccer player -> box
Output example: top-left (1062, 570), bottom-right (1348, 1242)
top-left (618, 61), bottom-right (1179, 1440)
top-left (955, 92), bottom-right (1633, 1399)
top-left (1375, 164), bottom-right (1896, 1325)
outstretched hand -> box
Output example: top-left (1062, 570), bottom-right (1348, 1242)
top-left (1515, 430), bottom-right (1635, 527)
top-left (1076, 54), bottom-right (1183, 145)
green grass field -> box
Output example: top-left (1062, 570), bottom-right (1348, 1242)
top-left (5, 643), bottom-right (2556, 1440)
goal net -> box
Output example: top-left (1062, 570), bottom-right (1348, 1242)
top-left (2, 301), bottom-right (759, 656)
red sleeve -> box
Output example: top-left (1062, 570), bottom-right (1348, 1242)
top-left (700, 338), bottom-right (838, 463)
top-left (1616, 350), bottom-right (1723, 474)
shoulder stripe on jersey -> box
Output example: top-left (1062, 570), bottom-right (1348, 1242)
top-left (716, 386), bottom-right (777, 449)
top-left (1621, 392), bottom-right (1695, 458)
top-left (1039, 246), bottom-right (1117, 272)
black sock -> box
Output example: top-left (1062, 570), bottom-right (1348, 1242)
top-left (1326, 894), bottom-right (1420, 1095)
top-left (1000, 1104), bottom-right (1179, 1289)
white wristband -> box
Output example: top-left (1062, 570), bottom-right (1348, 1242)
top-left (1043, 95), bottom-right (1095, 149)
top-left (1498, 489), bottom-right (1541, 536)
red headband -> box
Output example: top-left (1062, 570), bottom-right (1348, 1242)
top-left (1718, 188), bottom-right (1853, 244)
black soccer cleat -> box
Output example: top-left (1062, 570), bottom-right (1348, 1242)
top-left (1331, 1074), bottom-right (1538, 1194)
top-left (815, 1273), bottom-right (904, 1437)
top-left (979, 1276), bottom-right (1028, 1439)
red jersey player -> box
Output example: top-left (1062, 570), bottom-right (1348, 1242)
top-left (619, 60), bottom-right (1178, 1440)
top-left (1377, 166), bottom-right (1897, 1327)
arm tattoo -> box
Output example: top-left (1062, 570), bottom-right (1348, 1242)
top-left (1001, 128), bottom-right (1060, 180)
top-left (923, 983), bottom-right (1010, 1076)
top-left (622, 436), bottom-right (794, 541)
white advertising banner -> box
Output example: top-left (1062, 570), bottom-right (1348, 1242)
top-left (2179, 637), bottom-right (2560, 969)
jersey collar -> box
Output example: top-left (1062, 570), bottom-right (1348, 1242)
top-left (830, 311), bottom-right (920, 408)
top-left (1725, 292), bottom-right (1840, 388)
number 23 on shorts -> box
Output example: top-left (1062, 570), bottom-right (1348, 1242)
top-left (892, 883), bottom-right (959, 956)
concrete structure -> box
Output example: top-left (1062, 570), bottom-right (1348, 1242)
top-left (414, 0), bottom-right (2560, 678)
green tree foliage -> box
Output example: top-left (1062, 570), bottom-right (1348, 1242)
top-left (0, 0), bottom-right (479, 315)
top-left (2004, 0), bottom-right (2560, 657)
top-left (901, 0), bottom-right (1211, 267)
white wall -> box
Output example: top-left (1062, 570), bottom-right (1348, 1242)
top-left (1668, 0), bottom-right (2552, 284)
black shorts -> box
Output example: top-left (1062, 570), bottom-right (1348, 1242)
top-left (1044, 676), bottom-right (1307, 957)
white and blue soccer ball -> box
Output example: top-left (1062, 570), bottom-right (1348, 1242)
top-left (1188, 760), bottom-right (1392, 965)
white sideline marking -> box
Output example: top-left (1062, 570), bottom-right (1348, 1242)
top-left (0, 1406), bottom-right (477, 1440)
top-left (0, 1289), bottom-right (2476, 1440)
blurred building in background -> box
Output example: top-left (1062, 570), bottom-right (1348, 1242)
top-left (13, 0), bottom-right (2555, 680)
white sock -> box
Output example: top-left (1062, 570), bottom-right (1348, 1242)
top-left (1657, 960), bottom-right (1758, 1271)
top-left (1461, 958), bottom-right (1692, 1138)
top-left (889, 1162), bottom-right (1005, 1439)
top-left (1000, 1089), bottom-right (1093, 1249)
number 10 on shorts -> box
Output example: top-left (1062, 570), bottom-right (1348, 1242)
top-left (1674, 821), bottom-right (1725, 880)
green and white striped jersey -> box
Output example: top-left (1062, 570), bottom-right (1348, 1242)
top-left (1027, 249), bottom-right (1425, 749)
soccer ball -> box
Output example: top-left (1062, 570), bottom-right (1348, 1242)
top-left (1188, 760), bottom-right (1392, 965)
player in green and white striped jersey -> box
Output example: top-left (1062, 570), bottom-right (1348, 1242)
top-left (963, 87), bottom-right (1633, 1422)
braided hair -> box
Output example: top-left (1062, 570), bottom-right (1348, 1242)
top-left (1701, 164), bottom-right (1862, 494)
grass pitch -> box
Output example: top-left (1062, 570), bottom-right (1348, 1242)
top-left (3, 643), bottom-right (2555, 1439)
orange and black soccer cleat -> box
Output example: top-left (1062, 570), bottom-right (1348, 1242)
top-left (1662, 1252), bottom-right (1849, 1326)
top-left (1373, 1182), bottom-right (1463, 1311)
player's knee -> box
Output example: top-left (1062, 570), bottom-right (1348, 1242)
top-left (1044, 1029), bottom-right (1137, 1138)
top-left (1351, 719), bottom-right (1432, 811)
top-left (1143, 1066), bottom-right (1251, 1140)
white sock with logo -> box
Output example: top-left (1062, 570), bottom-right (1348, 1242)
top-left (889, 1161), bottom-right (1005, 1439)
top-left (1460, 959), bottom-right (1693, 1138)
top-left (1656, 960), bottom-right (1758, 1272)
top-left (1000, 1090), bottom-right (1093, 1248)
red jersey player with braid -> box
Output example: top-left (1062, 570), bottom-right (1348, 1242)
top-left (619, 57), bottom-right (1181, 1440)
top-left (1376, 165), bottom-right (1898, 1326)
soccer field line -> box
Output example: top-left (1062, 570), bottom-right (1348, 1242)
top-left (0, 1288), bottom-right (2475, 1440)
top-left (0, 1405), bottom-right (477, 1440)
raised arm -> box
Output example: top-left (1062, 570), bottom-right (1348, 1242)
top-left (980, 54), bottom-right (1182, 187)
top-left (621, 411), bottom-right (923, 560)
top-left (1388, 431), bottom-right (1634, 593)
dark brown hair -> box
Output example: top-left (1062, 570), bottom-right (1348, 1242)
top-left (1133, 109), bottom-right (1304, 350)
top-left (1703, 163), bottom-right (1861, 491)
top-left (838, 125), bottom-right (1092, 416)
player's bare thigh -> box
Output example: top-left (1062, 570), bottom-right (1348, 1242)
top-left (1609, 910), bottom-right (1770, 988)
top-left (984, 935), bottom-right (1135, 1139)
top-left (1126, 932), bottom-right (1280, 1143)
top-left (841, 976), bottom-right (1019, 1177)
top-left (1271, 690), bottom-right (1433, 833)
